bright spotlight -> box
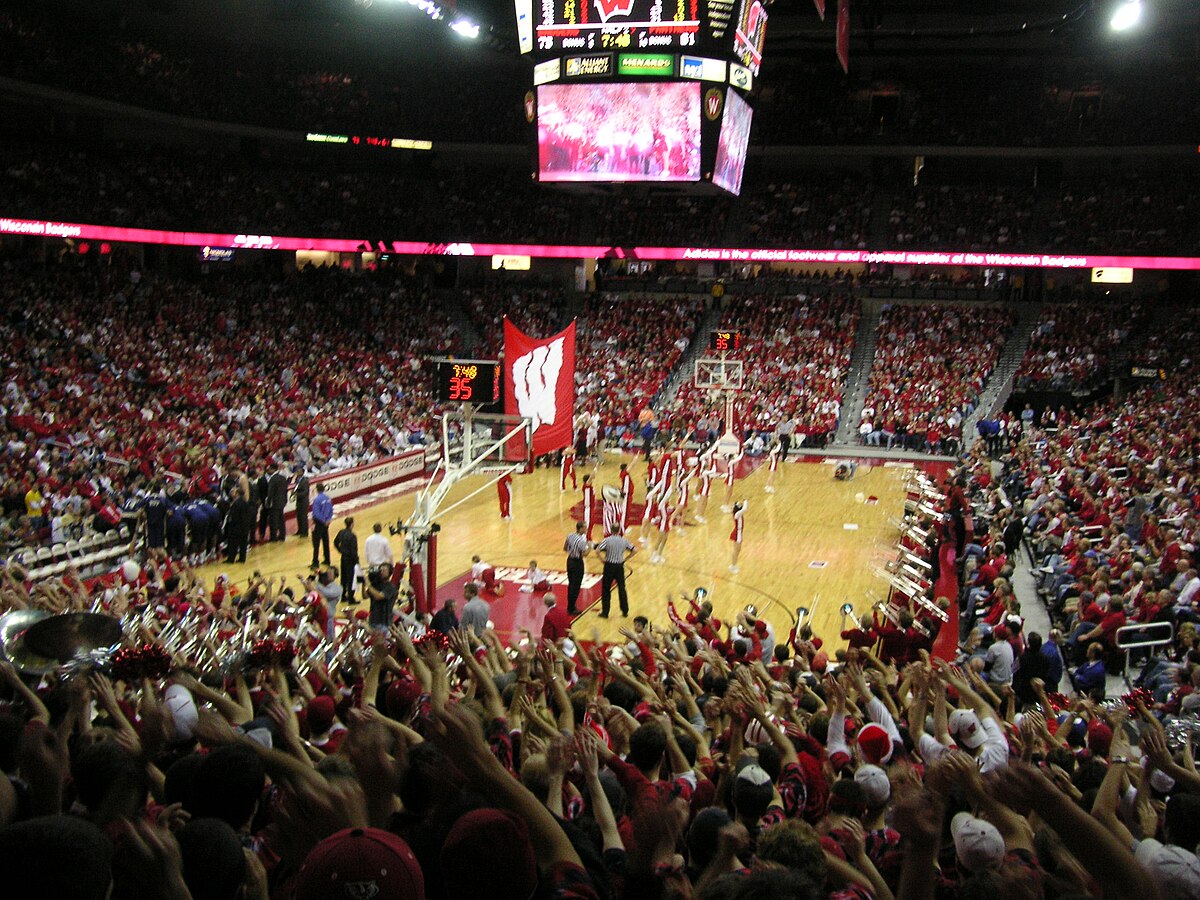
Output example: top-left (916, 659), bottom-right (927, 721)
top-left (451, 18), bottom-right (480, 38)
top-left (1110, 0), bottom-right (1142, 30)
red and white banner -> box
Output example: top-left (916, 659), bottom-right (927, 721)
top-left (504, 318), bottom-right (576, 459)
top-left (836, 0), bottom-right (850, 74)
top-left (813, 0), bottom-right (826, 20)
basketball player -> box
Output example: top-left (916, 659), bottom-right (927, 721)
top-left (650, 494), bottom-right (674, 564)
top-left (560, 448), bottom-right (577, 492)
top-left (497, 472), bottom-right (513, 520)
top-left (581, 474), bottom-right (596, 540)
top-left (764, 440), bottom-right (781, 494)
top-left (721, 449), bottom-right (745, 512)
top-left (618, 463), bottom-right (634, 532)
top-left (729, 499), bottom-right (747, 573)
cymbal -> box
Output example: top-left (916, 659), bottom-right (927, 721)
top-left (0, 609), bottom-right (58, 675)
top-left (24, 612), bottom-right (123, 662)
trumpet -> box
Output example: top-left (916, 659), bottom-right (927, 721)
top-left (839, 601), bottom-right (864, 631)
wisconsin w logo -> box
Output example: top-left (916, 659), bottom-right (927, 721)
top-left (512, 337), bottom-right (565, 432)
top-left (594, 0), bottom-right (636, 23)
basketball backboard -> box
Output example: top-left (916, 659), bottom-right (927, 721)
top-left (694, 357), bottom-right (745, 391)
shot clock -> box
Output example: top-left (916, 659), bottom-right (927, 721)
top-left (708, 330), bottom-right (742, 352)
top-left (434, 359), bottom-right (501, 404)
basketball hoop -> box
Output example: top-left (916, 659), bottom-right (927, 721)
top-left (399, 404), bottom-right (534, 617)
top-left (694, 355), bottom-right (745, 452)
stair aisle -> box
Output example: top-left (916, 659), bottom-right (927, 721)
top-left (831, 297), bottom-right (883, 445)
top-left (962, 301), bottom-right (1043, 439)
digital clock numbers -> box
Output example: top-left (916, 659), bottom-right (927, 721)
top-left (434, 360), bottom-right (501, 404)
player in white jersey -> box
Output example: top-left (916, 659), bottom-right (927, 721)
top-left (764, 440), bottom-right (781, 494)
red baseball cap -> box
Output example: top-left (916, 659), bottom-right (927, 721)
top-left (293, 827), bottom-right (424, 900)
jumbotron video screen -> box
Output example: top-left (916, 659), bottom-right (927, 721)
top-left (536, 81), bottom-right (702, 183)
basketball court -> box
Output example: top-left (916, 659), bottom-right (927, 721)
top-left (197, 450), bottom-right (950, 650)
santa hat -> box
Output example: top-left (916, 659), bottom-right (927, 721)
top-left (856, 723), bottom-right (895, 765)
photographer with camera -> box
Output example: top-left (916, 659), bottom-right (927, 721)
top-left (364, 561), bottom-right (399, 631)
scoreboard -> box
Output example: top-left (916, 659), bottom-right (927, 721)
top-left (434, 360), bottom-right (501, 404)
top-left (517, 0), bottom-right (761, 65)
top-left (518, 0), bottom-right (765, 194)
top-left (534, 0), bottom-right (701, 52)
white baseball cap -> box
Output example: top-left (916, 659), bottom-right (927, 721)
top-left (951, 812), bottom-right (1005, 872)
top-left (949, 708), bottom-right (987, 749)
top-left (853, 764), bottom-right (891, 807)
top-left (1135, 839), bottom-right (1200, 900)
top-left (164, 683), bottom-right (198, 742)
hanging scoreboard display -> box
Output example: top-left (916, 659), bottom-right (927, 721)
top-left (516, 0), bottom-right (764, 70)
top-left (517, 0), bottom-right (764, 194)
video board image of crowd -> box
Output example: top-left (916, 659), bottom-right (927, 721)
top-left (713, 88), bottom-right (752, 196)
top-left (537, 82), bottom-right (702, 183)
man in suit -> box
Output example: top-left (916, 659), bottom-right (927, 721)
top-left (293, 468), bottom-right (310, 538)
top-left (334, 517), bottom-right (359, 605)
top-left (267, 462), bottom-right (289, 542)
top-left (255, 467), bottom-right (271, 543)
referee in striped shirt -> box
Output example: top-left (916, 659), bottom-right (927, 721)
top-left (594, 530), bottom-right (636, 618)
top-left (563, 522), bottom-right (591, 615)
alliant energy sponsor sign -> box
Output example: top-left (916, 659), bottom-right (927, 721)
top-left (2, 217), bottom-right (1200, 270)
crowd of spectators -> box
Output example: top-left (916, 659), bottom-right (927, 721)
top-left (575, 294), bottom-right (704, 444)
top-left (6, 137), bottom-right (1198, 255)
top-left (886, 186), bottom-right (1037, 252)
top-left (0, 261), bottom-right (457, 556)
top-left (1044, 180), bottom-right (1200, 256)
top-left (739, 176), bottom-right (873, 250)
top-left (1016, 302), bottom-right (1146, 393)
top-left (1130, 307), bottom-right (1200, 376)
top-left (669, 290), bottom-right (859, 449)
top-left (2, 432), bottom-right (1200, 898)
top-left (460, 286), bottom-right (567, 357)
top-left (860, 304), bottom-right (1016, 454)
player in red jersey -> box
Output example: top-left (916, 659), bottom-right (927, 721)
top-left (581, 474), bottom-right (595, 540)
top-left (729, 499), bottom-right (747, 573)
top-left (560, 447), bottom-right (577, 492)
top-left (497, 472), bottom-right (513, 520)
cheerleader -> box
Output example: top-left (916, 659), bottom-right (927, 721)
top-left (560, 448), bottom-right (577, 492)
top-left (729, 499), bottom-right (747, 573)
top-left (721, 448), bottom-right (744, 512)
top-left (639, 479), bottom-right (662, 545)
top-left (674, 460), bottom-right (695, 527)
top-left (651, 495), bottom-right (674, 564)
top-left (619, 463), bottom-right (634, 532)
top-left (694, 457), bottom-right (716, 523)
top-left (764, 440), bottom-right (781, 494)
